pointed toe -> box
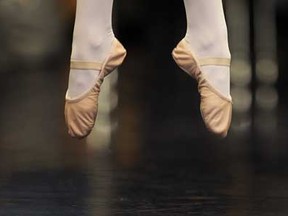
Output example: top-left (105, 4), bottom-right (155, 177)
top-left (65, 85), bottom-right (99, 138)
top-left (172, 39), bottom-right (232, 137)
top-left (200, 88), bottom-right (232, 137)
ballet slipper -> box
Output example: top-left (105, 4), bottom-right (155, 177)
top-left (172, 39), bottom-right (232, 137)
top-left (65, 38), bottom-right (127, 139)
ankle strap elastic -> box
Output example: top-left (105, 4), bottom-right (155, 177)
top-left (198, 58), bottom-right (230, 67)
top-left (70, 60), bottom-right (102, 70)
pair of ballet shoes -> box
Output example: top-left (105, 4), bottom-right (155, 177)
top-left (65, 38), bottom-right (232, 139)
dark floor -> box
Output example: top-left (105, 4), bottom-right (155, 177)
top-left (1, 1), bottom-right (288, 215)
top-left (0, 51), bottom-right (288, 216)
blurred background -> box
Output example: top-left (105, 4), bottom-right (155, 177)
top-left (0, 0), bottom-right (288, 215)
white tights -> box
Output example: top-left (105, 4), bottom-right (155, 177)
top-left (66, 0), bottom-right (115, 100)
top-left (184, 0), bottom-right (231, 98)
top-left (66, 0), bottom-right (231, 100)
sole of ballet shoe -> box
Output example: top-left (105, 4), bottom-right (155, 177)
top-left (65, 38), bottom-right (127, 139)
top-left (172, 39), bottom-right (232, 137)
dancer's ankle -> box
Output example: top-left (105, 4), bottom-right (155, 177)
top-left (71, 32), bottom-right (114, 61)
top-left (184, 32), bottom-right (230, 59)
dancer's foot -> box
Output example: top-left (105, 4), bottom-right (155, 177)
top-left (65, 38), bottom-right (126, 138)
top-left (172, 39), bottom-right (232, 137)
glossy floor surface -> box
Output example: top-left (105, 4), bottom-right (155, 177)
top-left (1, 1), bottom-right (288, 215)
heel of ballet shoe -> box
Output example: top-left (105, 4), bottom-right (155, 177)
top-left (172, 39), bottom-right (200, 79)
top-left (103, 38), bottom-right (127, 77)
